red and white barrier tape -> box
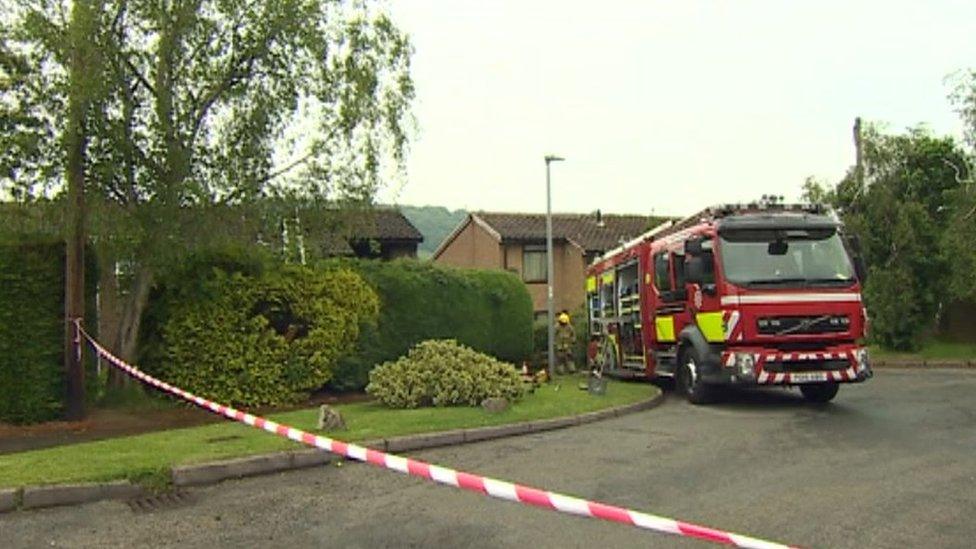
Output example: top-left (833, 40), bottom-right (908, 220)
top-left (74, 321), bottom-right (796, 549)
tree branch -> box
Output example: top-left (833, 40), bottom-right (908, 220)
top-left (106, 182), bottom-right (129, 204)
top-left (109, 0), bottom-right (127, 35)
top-left (188, 25), bottom-right (282, 146)
top-left (942, 158), bottom-right (970, 186)
top-left (942, 158), bottom-right (976, 220)
top-left (259, 150), bottom-right (316, 185)
top-left (122, 54), bottom-right (156, 96)
top-left (258, 125), bottom-right (341, 186)
top-left (963, 203), bottom-right (976, 221)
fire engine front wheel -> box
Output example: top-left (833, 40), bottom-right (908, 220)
top-left (799, 382), bottom-right (839, 403)
top-left (677, 348), bottom-right (714, 405)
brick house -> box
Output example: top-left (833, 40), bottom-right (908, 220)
top-left (433, 212), bottom-right (658, 316)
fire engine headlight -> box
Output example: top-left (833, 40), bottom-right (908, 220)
top-left (735, 353), bottom-right (755, 377)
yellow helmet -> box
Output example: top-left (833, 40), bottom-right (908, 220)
top-left (557, 312), bottom-right (570, 325)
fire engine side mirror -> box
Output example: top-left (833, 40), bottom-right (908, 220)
top-left (684, 238), bottom-right (703, 256)
top-left (843, 234), bottom-right (868, 282)
top-left (853, 256), bottom-right (867, 283)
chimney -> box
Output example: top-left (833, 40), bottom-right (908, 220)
top-left (595, 209), bottom-right (605, 228)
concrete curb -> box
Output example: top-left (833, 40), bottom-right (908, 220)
top-left (166, 389), bottom-right (663, 486)
top-left (386, 430), bottom-right (466, 453)
top-left (872, 359), bottom-right (975, 369)
top-left (170, 442), bottom-right (389, 487)
top-left (0, 488), bottom-right (21, 513)
top-left (20, 481), bottom-right (144, 511)
top-left (3, 388), bottom-right (664, 512)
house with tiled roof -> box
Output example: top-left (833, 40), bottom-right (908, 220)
top-left (338, 208), bottom-right (425, 259)
top-left (433, 212), bottom-right (661, 315)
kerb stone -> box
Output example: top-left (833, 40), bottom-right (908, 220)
top-left (22, 481), bottom-right (142, 510)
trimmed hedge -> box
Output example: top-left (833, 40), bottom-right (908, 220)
top-left (366, 339), bottom-right (524, 408)
top-left (142, 259), bottom-right (378, 407)
top-left (325, 259), bottom-right (534, 391)
top-left (530, 306), bottom-right (589, 369)
top-left (0, 241), bottom-right (97, 424)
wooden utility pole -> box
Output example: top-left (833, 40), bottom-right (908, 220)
top-left (64, 1), bottom-right (98, 420)
top-left (853, 117), bottom-right (864, 189)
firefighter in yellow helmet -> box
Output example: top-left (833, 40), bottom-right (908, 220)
top-left (554, 311), bottom-right (576, 375)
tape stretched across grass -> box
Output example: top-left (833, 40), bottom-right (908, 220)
top-left (75, 321), bottom-right (796, 549)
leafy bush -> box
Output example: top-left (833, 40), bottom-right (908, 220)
top-left (0, 241), bottom-right (97, 424)
top-left (366, 339), bottom-right (524, 408)
top-left (143, 262), bottom-right (378, 406)
top-left (326, 260), bottom-right (533, 391)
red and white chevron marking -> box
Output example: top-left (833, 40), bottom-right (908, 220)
top-left (755, 349), bottom-right (866, 384)
top-left (74, 322), bottom-right (796, 549)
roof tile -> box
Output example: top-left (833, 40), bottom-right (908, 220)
top-left (474, 212), bottom-right (659, 253)
top-left (350, 209), bottom-right (424, 242)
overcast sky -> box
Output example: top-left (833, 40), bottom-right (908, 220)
top-left (377, 0), bottom-right (976, 217)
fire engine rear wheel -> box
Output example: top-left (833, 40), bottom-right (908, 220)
top-left (677, 348), bottom-right (713, 405)
top-left (799, 382), bottom-right (839, 403)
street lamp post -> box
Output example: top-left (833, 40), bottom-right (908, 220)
top-left (544, 154), bottom-right (564, 380)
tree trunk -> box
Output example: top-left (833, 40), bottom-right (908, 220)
top-left (96, 250), bottom-right (129, 387)
top-left (63, 0), bottom-right (101, 420)
top-left (115, 266), bottom-right (154, 363)
top-left (64, 121), bottom-right (86, 418)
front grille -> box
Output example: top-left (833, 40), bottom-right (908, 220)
top-left (763, 359), bottom-right (850, 373)
top-left (757, 315), bottom-right (849, 335)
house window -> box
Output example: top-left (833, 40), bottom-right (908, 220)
top-left (523, 244), bottom-right (547, 282)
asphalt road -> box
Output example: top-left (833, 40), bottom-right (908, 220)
top-left (3, 369), bottom-right (975, 548)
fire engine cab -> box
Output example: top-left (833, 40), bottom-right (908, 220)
top-left (585, 202), bottom-right (872, 404)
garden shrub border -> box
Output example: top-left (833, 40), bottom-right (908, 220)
top-left (0, 241), bottom-right (97, 424)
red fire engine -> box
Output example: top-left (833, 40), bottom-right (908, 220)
top-left (585, 201), bottom-right (872, 404)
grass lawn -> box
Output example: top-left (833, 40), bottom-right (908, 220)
top-left (869, 340), bottom-right (976, 362)
top-left (0, 377), bottom-right (658, 490)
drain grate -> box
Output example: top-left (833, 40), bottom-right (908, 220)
top-left (127, 490), bottom-right (195, 513)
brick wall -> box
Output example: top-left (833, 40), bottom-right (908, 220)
top-left (434, 220), bottom-right (502, 269)
top-left (436, 218), bottom-right (589, 316)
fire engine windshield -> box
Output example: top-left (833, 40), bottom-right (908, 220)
top-left (718, 228), bottom-right (855, 288)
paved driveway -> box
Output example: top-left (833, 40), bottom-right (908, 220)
top-left (3, 369), bottom-right (975, 548)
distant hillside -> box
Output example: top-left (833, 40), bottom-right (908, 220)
top-left (398, 205), bottom-right (467, 258)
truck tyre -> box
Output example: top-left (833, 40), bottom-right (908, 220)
top-left (800, 382), bottom-right (839, 403)
top-left (677, 347), bottom-right (713, 405)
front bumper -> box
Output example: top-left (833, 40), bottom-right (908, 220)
top-left (701, 346), bottom-right (873, 385)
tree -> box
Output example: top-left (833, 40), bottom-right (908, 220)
top-left (812, 122), bottom-right (969, 350)
top-left (63, 0), bottom-right (107, 418)
top-left (1, 0), bottom-right (414, 361)
top-left (799, 176), bottom-right (834, 205)
top-left (946, 72), bottom-right (976, 303)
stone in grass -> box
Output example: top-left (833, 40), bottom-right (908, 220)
top-left (481, 397), bottom-right (509, 413)
top-left (317, 405), bottom-right (346, 430)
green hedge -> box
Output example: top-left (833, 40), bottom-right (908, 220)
top-left (142, 257), bottom-right (378, 407)
top-left (326, 260), bottom-right (534, 391)
top-left (0, 241), bottom-right (97, 424)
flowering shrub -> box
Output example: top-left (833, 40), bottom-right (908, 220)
top-left (366, 339), bottom-right (524, 408)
